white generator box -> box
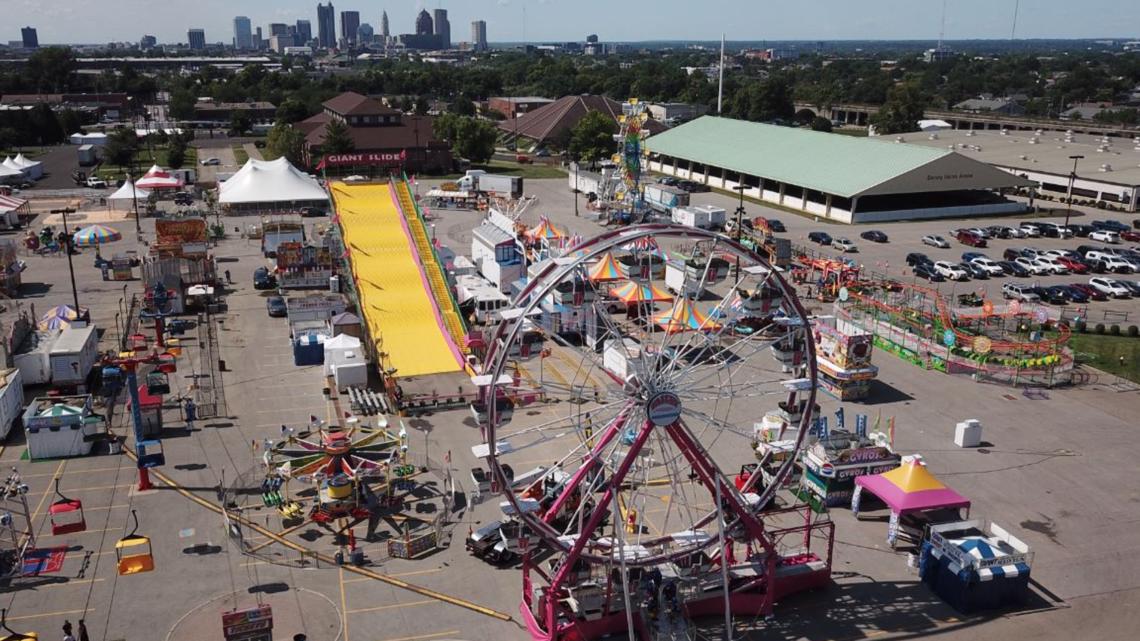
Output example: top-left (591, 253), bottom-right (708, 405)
top-left (954, 419), bottom-right (982, 448)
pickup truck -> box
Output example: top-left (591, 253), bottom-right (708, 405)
top-left (85, 176), bottom-right (108, 188)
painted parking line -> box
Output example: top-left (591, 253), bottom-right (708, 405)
top-left (42, 526), bottom-right (123, 539)
top-left (343, 567), bottom-right (443, 584)
top-left (346, 599), bottom-right (437, 615)
top-left (11, 578), bottom-right (106, 590)
top-left (6, 608), bottom-right (88, 622)
top-left (339, 567), bottom-right (350, 641)
top-left (21, 465), bottom-right (125, 479)
top-left (376, 631), bottom-right (460, 641)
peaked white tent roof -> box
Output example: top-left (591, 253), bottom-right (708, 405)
top-left (135, 164), bottom-right (184, 189)
top-left (108, 179), bottom-right (151, 201)
top-left (13, 154), bottom-right (40, 169)
top-left (0, 162), bottom-right (22, 178)
top-left (218, 157), bottom-right (328, 205)
top-left (2, 157), bottom-right (24, 173)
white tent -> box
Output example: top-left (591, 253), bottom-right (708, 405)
top-left (69, 132), bottom-right (109, 146)
top-left (218, 157), bottom-right (328, 205)
top-left (0, 162), bottom-right (23, 182)
top-left (106, 179), bottom-right (151, 210)
top-left (12, 154), bottom-right (42, 180)
top-left (2, 157), bottom-right (25, 178)
top-left (323, 334), bottom-right (363, 375)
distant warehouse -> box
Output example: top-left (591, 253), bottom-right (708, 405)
top-left (646, 117), bottom-right (1034, 224)
top-left (903, 129), bottom-right (1140, 213)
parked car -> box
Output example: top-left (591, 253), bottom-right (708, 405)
top-left (966, 227), bottom-right (991, 239)
top-left (1120, 230), bottom-right (1140, 242)
top-left (1068, 282), bottom-right (1108, 301)
top-left (959, 261), bottom-right (989, 279)
top-left (200, 157), bottom-right (221, 166)
top-left (808, 231), bottom-right (832, 245)
top-left (1090, 230), bottom-right (1121, 244)
top-left (1019, 223), bottom-right (1042, 237)
top-left (755, 217), bottom-right (785, 232)
top-left (1068, 224), bottom-right (1095, 238)
top-left (998, 260), bottom-right (1030, 277)
top-left (1036, 222), bottom-right (1072, 238)
top-left (266, 296), bottom-right (287, 317)
top-left (1101, 256), bottom-right (1135, 273)
top-left (985, 225), bottom-right (1013, 239)
top-left (922, 235), bottom-right (950, 248)
top-left (1038, 286), bottom-right (1070, 304)
top-left (656, 176), bottom-right (680, 186)
top-left (956, 230), bottom-right (987, 247)
top-left (970, 257), bottom-right (1005, 276)
top-left (1056, 256), bottom-right (1090, 274)
top-left (1089, 277), bottom-right (1131, 297)
top-left (253, 266), bottom-right (276, 290)
top-left (1120, 280), bottom-right (1140, 297)
top-left (1014, 257), bottom-right (1049, 275)
top-left (1091, 219), bottom-right (1130, 233)
top-left (1035, 256), bottom-right (1070, 274)
top-left (934, 261), bottom-right (969, 281)
top-left (905, 252), bottom-right (931, 267)
top-left (914, 263), bottom-right (945, 282)
top-left (1003, 247), bottom-right (1025, 261)
top-left (1002, 282), bottom-right (1040, 302)
top-left (860, 230), bottom-right (888, 243)
top-left (1061, 286), bottom-right (1090, 303)
top-left (832, 237), bottom-right (857, 252)
top-left (961, 252), bottom-right (987, 262)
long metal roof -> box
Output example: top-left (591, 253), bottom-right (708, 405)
top-left (647, 116), bottom-right (1032, 198)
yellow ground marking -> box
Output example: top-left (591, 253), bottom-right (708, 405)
top-left (344, 567), bottom-right (442, 583)
top-left (346, 599), bottom-right (437, 614)
top-left (339, 566), bottom-right (350, 641)
top-left (376, 631), bottom-right (460, 641)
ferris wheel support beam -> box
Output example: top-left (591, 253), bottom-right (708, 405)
top-left (540, 405), bottom-right (633, 526)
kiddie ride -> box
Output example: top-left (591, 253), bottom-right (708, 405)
top-left (476, 226), bottom-right (835, 640)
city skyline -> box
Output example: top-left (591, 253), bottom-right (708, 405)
top-left (5, 0), bottom-right (1140, 46)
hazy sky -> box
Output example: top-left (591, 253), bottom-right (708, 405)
top-left (6, 0), bottom-right (1139, 45)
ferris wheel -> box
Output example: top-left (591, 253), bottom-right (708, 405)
top-left (601, 99), bottom-right (651, 220)
top-left (475, 226), bottom-right (831, 641)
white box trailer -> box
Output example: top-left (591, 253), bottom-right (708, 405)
top-left (672, 206), bottom-right (711, 229)
top-left (665, 261), bottom-right (702, 297)
top-left (49, 325), bottom-right (98, 388)
top-left (691, 204), bottom-right (727, 231)
top-left (644, 184), bottom-right (690, 213)
top-left (568, 165), bottom-right (605, 196)
top-left (0, 369), bottom-right (25, 441)
top-left (603, 338), bottom-right (643, 383)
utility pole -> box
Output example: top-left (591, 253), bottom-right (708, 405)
top-left (717, 34), bottom-right (725, 115)
top-left (573, 161), bottom-right (579, 216)
top-left (1064, 154), bottom-right (1084, 228)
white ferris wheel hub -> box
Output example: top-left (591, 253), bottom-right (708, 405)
top-left (645, 391), bottom-right (682, 427)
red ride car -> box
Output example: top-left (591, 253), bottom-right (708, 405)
top-left (1057, 256), bottom-right (1090, 274)
top-left (1069, 282), bottom-right (1108, 301)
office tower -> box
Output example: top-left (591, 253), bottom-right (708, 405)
top-left (471, 20), bottom-right (487, 52)
top-left (140, 35), bottom-right (157, 50)
top-left (188, 29), bottom-right (206, 50)
top-left (296, 20), bottom-right (313, 45)
top-left (255, 27), bottom-right (264, 49)
top-left (269, 23), bottom-right (289, 37)
top-left (317, 2), bottom-right (336, 49)
top-left (340, 11), bottom-right (360, 45)
top-left (415, 9), bottom-right (433, 36)
top-left (380, 11), bottom-right (389, 38)
top-left (233, 16), bottom-right (252, 49)
top-left (433, 9), bottom-right (450, 49)
top-left (21, 27), bottom-right (38, 49)
top-left (357, 23), bottom-right (374, 44)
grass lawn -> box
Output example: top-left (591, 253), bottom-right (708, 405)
top-left (439, 160), bottom-right (566, 180)
top-left (233, 145), bottom-right (249, 165)
top-left (96, 146), bottom-right (199, 179)
top-left (832, 128), bottom-right (869, 137)
top-left (1066, 331), bottom-right (1140, 382)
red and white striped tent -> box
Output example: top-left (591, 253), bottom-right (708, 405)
top-left (135, 164), bottom-right (184, 190)
top-left (0, 194), bottom-right (30, 224)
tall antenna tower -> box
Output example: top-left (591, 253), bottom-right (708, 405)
top-left (938, 0), bottom-right (947, 50)
top-left (1010, 0), bottom-right (1020, 40)
top-left (717, 34), bottom-right (725, 114)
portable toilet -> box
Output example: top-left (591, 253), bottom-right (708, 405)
top-left (293, 332), bottom-right (326, 366)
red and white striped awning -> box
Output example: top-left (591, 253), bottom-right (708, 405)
top-left (135, 164), bottom-right (184, 190)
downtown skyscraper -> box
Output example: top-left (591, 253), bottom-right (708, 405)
top-left (317, 2), bottom-right (336, 49)
top-left (233, 16), bottom-right (252, 50)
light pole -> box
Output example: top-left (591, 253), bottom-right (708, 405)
top-left (574, 160), bottom-right (580, 217)
top-left (61, 209), bottom-right (81, 313)
top-left (1064, 154), bottom-right (1084, 228)
top-left (732, 183), bottom-right (746, 281)
top-left (129, 173), bottom-right (141, 236)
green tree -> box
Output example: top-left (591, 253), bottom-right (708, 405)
top-left (568, 110), bottom-right (618, 168)
top-left (810, 116), bottom-right (833, 132)
top-left (265, 122), bottom-right (308, 166)
top-left (794, 108), bottom-right (816, 126)
top-left (57, 110), bottom-right (83, 137)
top-left (870, 82), bottom-right (928, 135)
top-left (23, 47), bottom-right (75, 92)
top-left (169, 88), bottom-right (197, 121)
top-left (276, 98), bottom-right (310, 124)
top-left (433, 112), bottom-right (461, 144)
top-left (228, 111), bottom-right (252, 136)
top-left (731, 75), bottom-right (795, 123)
top-left (450, 96), bottom-right (477, 116)
top-left (166, 141), bottom-right (186, 168)
top-left (414, 96), bottom-right (430, 115)
top-left (27, 104), bottom-right (64, 144)
top-left (320, 119), bottom-right (355, 154)
top-left (104, 127), bottom-right (139, 168)
top-left (454, 118), bottom-right (498, 164)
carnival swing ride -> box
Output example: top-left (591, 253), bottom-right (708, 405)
top-left (473, 225), bottom-right (834, 640)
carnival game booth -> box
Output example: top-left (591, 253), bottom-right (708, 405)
top-left (219, 157), bottom-right (329, 215)
top-left (800, 430), bottom-right (900, 508)
top-left (135, 164), bottom-right (184, 192)
top-left (852, 457), bottom-right (970, 548)
top-left (920, 519), bottom-right (1034, 613)
top-left (22, 396), bottom-right (106, 460)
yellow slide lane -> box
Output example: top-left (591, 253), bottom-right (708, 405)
top-left (332, 182), bottom-right (465, 378)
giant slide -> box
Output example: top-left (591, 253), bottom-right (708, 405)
top-left (331, 181), bottom-right (466, 378)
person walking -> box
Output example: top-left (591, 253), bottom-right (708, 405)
top-left (62, 620), bottom-right (76, 641)
top-left (78, 619), bottom-right (90, 641)
top-left (224, 269), bottom-right (232, 284)
top-left (184, 398), bottom-right (197, 430)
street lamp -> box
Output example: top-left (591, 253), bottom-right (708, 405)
top-left (1064, 154), bottom-right (1085, 228)
top-left (129, 172), bottom-right (141, 236)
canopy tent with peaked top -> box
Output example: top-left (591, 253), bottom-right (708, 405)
top-left (135, 164), bottom-right (184, 190)
top-left (2, 157), bottom-right (26, 179)
top-left (586, 251), bottom-right (625, 282)
top-left (526, 216), bottom-right (567, 242)
top-left (652, 297), bottom-right (721, 334)
top-left (608, 279), bottom-right (674, 304)
top-left (107, 179), bottom-right (151, 210)
top-left (0, 161), bottom-right (24, 182)
top-left (853, 458), bottom-right (971, 545)
top-left (13, 154), bottom-right (43, 179)
top-left (218, 157), bottom-right (329, 206)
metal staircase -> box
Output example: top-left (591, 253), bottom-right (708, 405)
top-left (391, 178), bottom-right (469, 354)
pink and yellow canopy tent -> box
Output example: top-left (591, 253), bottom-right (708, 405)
top-left (852, 459), bottom-right (971, 546)
top-left (652, 297), bottom-right (721, 334)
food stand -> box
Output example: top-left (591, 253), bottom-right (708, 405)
top-left (813, 315), bottom-right (878, 400)
top-left (22, 395), bottom-right (106, 459)
top-left (276, 241), bottom-right (335, 290)
top-left (800, 431), bottom-right (900, 508)
top-left (921, 519), bottom-right (1034, 613)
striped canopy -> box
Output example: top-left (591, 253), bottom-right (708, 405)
top-left (72, 224), bottom-right (123, 247)
top-left (652, 297), bottom-right (721, 334)
top-left (621, 236), bottom-right (658, 252)
top-left (586, 252), bottom-right (624, 282)
top-left (608, 280), bottom-right (673, 304)
top-left (527, 216), bottom-right (567, 241)
top-left (38, 315), bottom-right (74, 331)
top-left (43, 305), bottom-right (87, 321)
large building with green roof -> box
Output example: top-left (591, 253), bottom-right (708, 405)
top-left (646, 116), bottom-right (1034, 224)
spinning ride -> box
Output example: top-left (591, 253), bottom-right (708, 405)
top-left (477, 225), bottom-right (833, 641)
